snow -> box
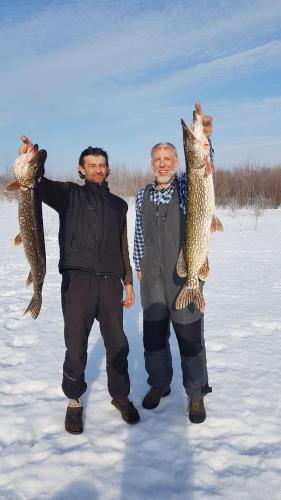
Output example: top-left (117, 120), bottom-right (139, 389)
top-left (0, 200), bottom-right (281, 500)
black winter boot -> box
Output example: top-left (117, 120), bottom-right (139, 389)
top-left (65, 398), bottom-right (83, 434)
top-left (188, 396), bottom-right (206, 424)
top-left (142, 386), bottom-right (171, 409)
top-left (111, 398), bottom-right (140, 424)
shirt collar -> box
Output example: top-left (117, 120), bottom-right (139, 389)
top-left (85, 179), bottom-right (109, 193)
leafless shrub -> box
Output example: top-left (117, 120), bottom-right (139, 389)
top-left (108, 163), bottom-right (153, 196)
top-left (213, 164), bottom-right (281, 208)
top-left (228, 197), bottom-right (240, 217)
top-left (249, 194), bottom-right (267, 229)
top-left (2, 161), bottom-right (281, 207)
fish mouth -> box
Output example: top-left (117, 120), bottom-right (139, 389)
top-left (33, 149), bottom-right (47, 162)
top-left (39, 150), bottom-right (47, 166)
top-left (27, 150), bottom-right (47, 176)
top-left (28, 149), bottom-right (47, 168)
top-left (21, 148), bottom-right (47, 166)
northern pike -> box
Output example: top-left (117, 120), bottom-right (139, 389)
top-left (175, 111), bottom-right (223, 312)
top-left (5, 146), bottom-right (47, 319)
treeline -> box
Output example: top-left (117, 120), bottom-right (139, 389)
top-left (108, 164), bottom-right (153, 197)
top-left (213, 165), bottom-right (281, 208)
top-left (1, 164), bottom-right (281, 208)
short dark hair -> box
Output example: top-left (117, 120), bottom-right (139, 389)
top-left (79, 146), bottom-right (109, 166)
top-left (78, 146), bottom-right (110, 179)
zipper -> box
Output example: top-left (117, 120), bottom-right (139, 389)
top-left (156, 204), bottom-right (159, 227)
top-left (97, 190), bottom-right (106, 273)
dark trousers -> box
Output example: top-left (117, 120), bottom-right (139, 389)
top-left (143, 317), bottom-right (211, 397)
top-left (61, 270), bottom-right (130, 400)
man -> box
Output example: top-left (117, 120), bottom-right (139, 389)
top-left (19, 136), bottom-right (140, 434)
top-left (133, 103), bottom-right (213, 424)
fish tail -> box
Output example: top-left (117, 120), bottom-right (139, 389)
top-left (23, 292), bottom-right (42, 319)
top-left (175, 286), bottom-right (205, 312)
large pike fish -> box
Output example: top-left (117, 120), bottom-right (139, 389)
top-left (175, 111), bottom-right (223, 312)
top-left (5, 146), bottom-right (47, 319)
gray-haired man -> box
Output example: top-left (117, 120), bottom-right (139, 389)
top-left (133, 104), bottom-right (213, 423)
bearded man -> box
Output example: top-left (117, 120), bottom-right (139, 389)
top-left (133, 103), bottom-right (213, 423)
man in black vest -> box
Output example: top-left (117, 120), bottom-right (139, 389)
top-left (19, 136), bottom-right (140, 434)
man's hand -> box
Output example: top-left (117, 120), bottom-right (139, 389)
top-left (123, 284), bottom-right (135, 308)
top-left (19, 135), bottom-right (34, 155)
top-left (137, 272), bottom-right (142, 283)
top-left (195, 103), bottom-right (213, 138)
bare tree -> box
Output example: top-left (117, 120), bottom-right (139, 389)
top-left (2, 161), bottom-right (281, 208)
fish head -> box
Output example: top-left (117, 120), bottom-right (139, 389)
top-left (13, 146), bottom-right (47, 188)
top-left (182, 114), bottom-right (210, 174)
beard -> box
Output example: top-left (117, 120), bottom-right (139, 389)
top-left (155, 173), bottom-right (175, 185)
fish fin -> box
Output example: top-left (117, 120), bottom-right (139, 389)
top-left (23, 292), bottom-right (42, 319)
top-left (4, 180), bottom-right (21, 192)
top-left (175, 285), bottom-right (205, 312)
top-left (25, 270), bottom-right (33, 287)
top-left (211, 215), bottom-right (224, 232)
top-left (198, 257), bottom-right (209, 280)
top-left (14, 233), bottom-right (22, 246)
top-left (176, 248), bottom-right (187, 278)
top-left (205, 161), bottom-right (213, 176)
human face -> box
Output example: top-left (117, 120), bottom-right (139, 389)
top-left (79, 155), bottom-right (108, 184)
top-left (151, 146), bottom-right (179, 186)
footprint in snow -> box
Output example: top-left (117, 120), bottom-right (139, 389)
top-left (252, 320), bottom-right (281, 331)
top-left (0, 352), bottom-right (26, 367)
top-left (229, 330), bottom-right (251, 338)
top-left (9, 335), bottom-right (38, 348)
top-left (1, 379), bottom-right (49, 395)
top-left (5, 318), bottom-right (24, 330)
top-left (207, 343), bottom-right (227, 352)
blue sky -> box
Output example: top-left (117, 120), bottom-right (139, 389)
top-left (1, 0), bottom-right (280, 176)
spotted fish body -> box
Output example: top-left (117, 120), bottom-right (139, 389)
top-left (5, 148), bottom-right (47, 319)
top-left (175, 113), bottom-right (223, 312)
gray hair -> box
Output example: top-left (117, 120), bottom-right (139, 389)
top-left (151, 142), bottom-right (178, 159)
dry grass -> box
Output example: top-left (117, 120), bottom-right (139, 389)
top-left (108, 164), bottom-right (153, 197)
top-left (2, 163), bottom-right (281, 208)
top-left (214, 164), bottom-right (281, 208)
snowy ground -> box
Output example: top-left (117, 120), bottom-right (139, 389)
top-left (0, 200), bottom-right (281, 500)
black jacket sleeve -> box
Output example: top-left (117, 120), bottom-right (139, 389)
top-left (40, 177), bottom-right (70, 212)
top-left (121, 219), bottom-right (133, 283)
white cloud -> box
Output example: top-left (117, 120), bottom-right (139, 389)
top-left (1, 0), bottom-right (281, 92)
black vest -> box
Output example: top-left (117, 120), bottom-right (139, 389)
top-left (58, 180), bottom-right (127, 277)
